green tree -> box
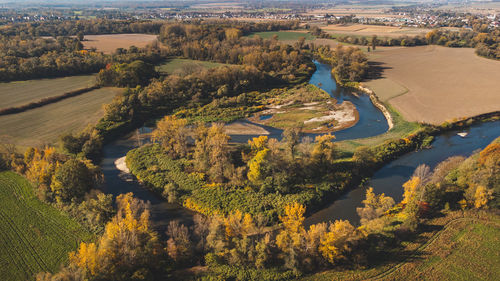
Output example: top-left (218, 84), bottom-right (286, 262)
top-left (50, 159), bottom-right (93, 203)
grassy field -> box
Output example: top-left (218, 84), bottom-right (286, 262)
top-left (246, 31), bottom-right (315, 41)
top-left (303, 211), bottom-right (500, 281)
top-left (156, 58), bottom-right (229, 74)
top-left (0, 75), bottom-right (96, 109)
top-left (363, 45), bottom-right (500, 124)
top-left (0, 87), bottom-right (122, 148)
top-left (82, 34), bottom-right (158, 54)
top-left (0, 171), bottom-right (93, 280)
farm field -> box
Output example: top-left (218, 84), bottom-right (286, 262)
top-left (0, 171), bottom-right (92, 281)
top-left (0, 87), bottom-right (122, 148)
top-left (303, 211), bottom-right (500, 281)
top-left (0, 75), bottom-right (96, 109)
top-left (321, 24), bottom-right (430, 38)
top-left (156, 58), bottom-right (229, 74)
top-left (246, 31), bottom-right (315, 41)
top-left (363, 45), bottom-right (500, 124)
top-left (82, 34), bottom-right (158, 54)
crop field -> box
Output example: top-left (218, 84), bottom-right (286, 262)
top-left (363, 45), bottom-right (500, 124)
top-left (0, 171), bottom-right (92, 280)
top-left (0, 75), bottom-right (96, 109)
top-left (321, 24), bottom-right (430, 38)
top-left (246, 31), bottom-right (315, 41)
top-left (303, 211), bottom-right (500, 281)
top-left (156, 58), bottom-right (228, 75)
top-left (0, 87), bottom-right (122, 148)
top-left (82, 34), bottom-right (158, 54)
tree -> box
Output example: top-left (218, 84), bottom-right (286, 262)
top-left (353, 146), bottom-right (376, 165)
top-left (356, 187), bottom-right (395, 224)
top-left (247, 148), bottom-right (270, 185)
top-left (69, 193), bottom-right (162, 280)
top-left (371, 35), bottom-right (377, 50)
top-left (473, 185), bottom-right (493, 209)
top-left (207, 124), bottom-right (232, 182)
top-left (282, 128), bottom-right (301, 160)
top-left (151, 116), bottom-right (188, 159)
top-left (276, 202), bottom-right (306, 271)
top-left (402, 176), bottom-right (422, 205)
top-left (77, 31), bottom-right (85, 41)
top-left (319, 220), bottom-right (356, 265)
top-left (50, 159), bottom-right (93, 203)
top-left (311, 134), bottom-right (337, 166)
top-left (225, 28), bottom-right (242, 41)
top-left (166, 220), bottom-right (193, 264)
top-left (193, 123), bottom-right (210, 172)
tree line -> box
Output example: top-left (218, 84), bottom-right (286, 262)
top-left (308, 24), bottom-right (499, 60)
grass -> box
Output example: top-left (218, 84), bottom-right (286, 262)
top-left (246, 31), bottom-right (315, 41)
top-left (156, 58), bottom-right (229, 74)
top-left (337, 104), bottom-right (422, 153)
top-left (302, 210), bottom-right (500, 281)
top-left (0, 75), bottom-right (96, 109)
top-left (0, 171), bottom-right (93, 281)
top-left (0, 87), bottom-right (122, 148)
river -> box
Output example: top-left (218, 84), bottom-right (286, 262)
top-left (100, 61), bottom-right (499, 232)
top-left (100, 129), bottom-right (195, 234)
top-left (304, 120), bottom-right (500, 226)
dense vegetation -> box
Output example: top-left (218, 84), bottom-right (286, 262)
top-left (34, 137), bottom-right (499, 280)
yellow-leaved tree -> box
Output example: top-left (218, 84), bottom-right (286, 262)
top-left (151, 115), bottom-right (188, 159)
top-left (474, 185), bottom-right (494, 209)
top-left (319, 220), bottom-right (356, 264)
top-left (69, 193), bottom-right (162, 280)
top-left (247, 148), bottom-right (270, 185)
top-left (276, 202), bottom-right (306, 271)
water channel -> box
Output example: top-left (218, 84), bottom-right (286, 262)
top-left (100, 61), bottom-right (499, 232)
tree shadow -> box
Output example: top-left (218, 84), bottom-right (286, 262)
top-left (365, 61), bottom-right (392, 80)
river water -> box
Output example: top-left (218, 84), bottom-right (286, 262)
top-left (100, 129), bottom-right (195, 234)
top-left (100, 61), bottom-right (499, 231)
top-left (305, 120), bottom-right (500, 226)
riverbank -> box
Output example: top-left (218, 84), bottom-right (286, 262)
top-left (358, 84), bottom-right (394, 130)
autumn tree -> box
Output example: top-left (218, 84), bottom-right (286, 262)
top-left (69, 193), bottom-right (162, 280)
top-left (282, 127), bottom-right (302, 160)
top-left (276, 202), bottom-right (306, 271)
top-left (319, 220), bottom-right (356, 265)
top-left (166, 220), bottom-right (193, 264)
top-left (247, 148), bottom-right (271, 185)
top-left (225, 28), bottom-right (242, 41)
top-left (356, 187), bottom-right (395, 225)
top-left (311, 134), bottom-right (337, 167)
top-left (50, 159), bottom-right (94, 203)
top-left (152, 116), bottom-right (189, 159)
top-left (209, 124), bottom-right (232, 182)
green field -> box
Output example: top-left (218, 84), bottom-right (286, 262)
top-left (386, 219), bottom-right (500, 280)
top-left (246, 31), bottom-right (315, 41)
top-left (303, 211), bottom-right (500, 281)
top-left (0, 75), bottom-right (96, 109)
top-left (0, 171), bottom-right (93, 280)
top-left (156, 58), bottom-right (228, 74)
top-left (0, 87), bottom-right (122, 148)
